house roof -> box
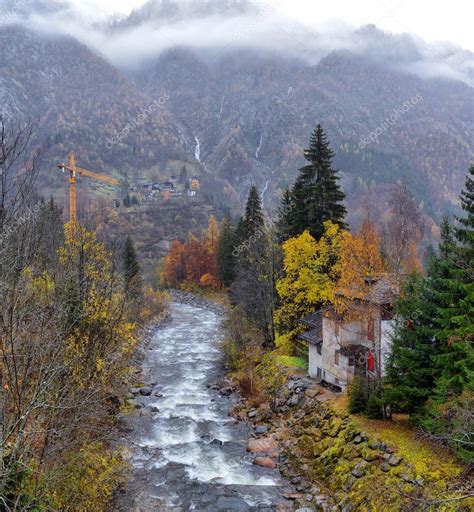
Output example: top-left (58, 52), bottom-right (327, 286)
top-left (298, 328), bottom-right (322, 345)
top-left (366, 276), bottom-right (398, 304)
top-left (337, 275), bottom-right (398, 305)
top-left (300, 307), bottom-right (331, 327)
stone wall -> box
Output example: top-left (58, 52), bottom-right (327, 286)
top-left (234, 373), bottom-right (457, 511)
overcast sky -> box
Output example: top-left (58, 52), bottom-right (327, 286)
top-left (73, 0), bottom-right (473, 51)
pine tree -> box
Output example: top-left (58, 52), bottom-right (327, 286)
top-left (231, 186), bottom-right (275, 346)
top-left (348, 376), bottom-right (368, 414)
top-left (123, 235), bottom-right (141, 299)
top-left (275, 188), bottom-right (294, 243)
top-left (456, 165), bottom-right (474, 261)
top-left (217, 217), bottom-right (236, 287)
top-left (384, 272), bottom-right (440, 413)
top-left (427, 171), bottom-right (474, 404)
top-left (290, 125), bottom-right (346, 240)
top-left (179, 165), bottom-right (188, 185)
top-left (243, 185), bottom-right (265, 239)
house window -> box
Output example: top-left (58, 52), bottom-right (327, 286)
top-left (348, 356), bottom-right (355, 366)
top-left (335, 350), bottom-right (340, 365)
top-left (367, 318), bottom-right (375, 341)
top-left (317, 367), bottom-right (322, 378)
top-left (317, 344), bottom-right (322, 355)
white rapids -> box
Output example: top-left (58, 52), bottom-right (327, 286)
top-left (117, 302), bottom-right (290, 511)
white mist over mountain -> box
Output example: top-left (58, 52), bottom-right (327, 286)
top-left (2, 0), bottom-right (474, 85)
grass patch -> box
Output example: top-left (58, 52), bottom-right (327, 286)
top-left (275, 355), bottom-right (308, 369)
top-left (331, 395), bottom-right (466, 484)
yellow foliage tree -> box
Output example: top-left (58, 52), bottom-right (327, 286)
top-left (275, 221), bottom-right (344, 353)
top-left (335, 219), bottom-right (385, 316)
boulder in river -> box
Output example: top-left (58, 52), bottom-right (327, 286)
top-left (139, 387), bottom-right (153, 396)
top-left (246, 436), bottom-right (278, 453)
top-left (254, 456), bottom-right (277, 469)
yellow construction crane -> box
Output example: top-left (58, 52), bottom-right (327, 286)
top-left (56, 150), bottom-right (119, 224)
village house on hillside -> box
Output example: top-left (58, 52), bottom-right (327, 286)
top-left (300, 276), bottom-right (397, 392)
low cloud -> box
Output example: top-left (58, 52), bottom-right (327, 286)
top-left (4, 0), bottom-right (474, 85)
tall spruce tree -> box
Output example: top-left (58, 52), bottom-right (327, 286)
top-left (430, 170), bottom-right (474, 401)
top-left (275, 188), bottom-right (294, 243)
top-left (384, 273), bottom-right (440, 413)
top-left (243, 185), bottom-right (265, 239)
top-left (290, 124), bottom-right (346, 240)
top-left (217, 217), bottom-right (236, 287)
top-left (231, 186), bottom-right (275, 346)
top-left (419, 173), bottom-right (474, 461)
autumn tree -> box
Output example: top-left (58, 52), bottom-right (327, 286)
top-left (382, 181), bottom-right (424, 279)
top-left (335, 219), bottom-right (385, 315)
top-left (275, 221), bottom-right (343, 354)
top-left (163, 239), bottom-right (186, 287)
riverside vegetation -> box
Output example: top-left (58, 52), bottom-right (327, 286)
top-left (166, 124), bottom-right (473, 510)
top-left (0, 122), bottom-right (169, 510)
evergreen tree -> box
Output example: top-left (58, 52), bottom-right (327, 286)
top-left (431, 178), bottom-right (474, 401)
top-left (348, 376), bottom-right (368, 414)
top-left (384, 273), bottom-right (440, 413)
top-left (231, 186), bottom-right (275, 346)
top-left (217, 217), bottom-right (236, 287)
top-left (275, 188), bottom-right (294, 243)
top-left (179, 165), bottom-right (188, 185)
top-left (421, 171), bottom-right (474, 442)
top-left (290, 125), bottom-right (346, 240)
top-left (456, 165), bottom-right (474, 261)
top-left (123, 235), bottom-right (141, 299)
top-left (243, 185), bottom-right (265, 239)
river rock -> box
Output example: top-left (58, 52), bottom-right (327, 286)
top-left (282, 492), bottom-right (304, 500)
top-left (248, 410), bottom-right (258, 418)
top-left (255, 425), bottom-right (268, 434)
top-left (139, 386), bottom-right (153, 396)
top-left (304, 388), bottom-right (319, 398)
top-left (388, 454), bottom-right (402, 466)
top-left (352, 460), bottom-right (369, 478)
top-left (246, 436), bottom-right (277, 453)
top-left (254, 456), bottom-right (277, 469)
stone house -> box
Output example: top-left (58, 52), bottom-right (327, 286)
top-left (300, 277), bottom-right (397, 392)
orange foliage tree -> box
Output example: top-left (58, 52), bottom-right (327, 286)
top-left (163, 216), bottom-right (221, 290)
top-left (335, 219), bottom-right (386, 315)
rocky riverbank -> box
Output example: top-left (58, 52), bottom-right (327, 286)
top-left (170, 289), bottom-right (226, 315)
top-left (226, 371), bottom-right (464, 512)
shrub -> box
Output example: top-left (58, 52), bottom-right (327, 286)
top-left (348, 376), bottom-right (368, 414)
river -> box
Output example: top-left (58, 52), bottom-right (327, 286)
top-left (115, 302), bottom-right (294, 511)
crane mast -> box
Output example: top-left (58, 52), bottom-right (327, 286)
top-left (56, 150), bottom-right (119, 225)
